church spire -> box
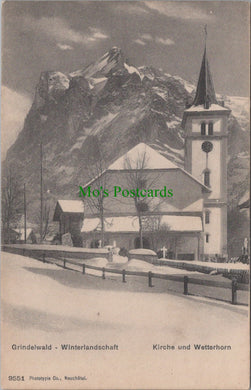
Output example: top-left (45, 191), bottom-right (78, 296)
top-left (192, 26), bottom-right (218, 108)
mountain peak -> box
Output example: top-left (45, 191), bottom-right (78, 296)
top-left (70, 47), bottom-right (125, 80)
top-left (108, 46), bottom-right (123, 56)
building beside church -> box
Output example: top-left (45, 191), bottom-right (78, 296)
top-left (54, 43), bottom-right (231, 261)
top-left (53, 200), bottom-right (84, 246)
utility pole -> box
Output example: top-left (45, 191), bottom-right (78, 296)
top-left (24, 183), bottom-right (27, 244)
top-left (40, 141), bottom-right (43, 243)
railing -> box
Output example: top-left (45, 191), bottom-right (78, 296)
top-left (2, 246), bottom-right (249, 305)
top-left (4, 246), bottom-right (246, 306)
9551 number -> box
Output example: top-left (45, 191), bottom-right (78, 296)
top-left (8, 376), bottom-right (25, 381)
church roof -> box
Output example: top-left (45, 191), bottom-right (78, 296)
top-left (108, 143), bottom-right (177, 170)
top-left (192, 46), bottom-right (218, 107)
top-left (182, 44), bottom-right (231, 123)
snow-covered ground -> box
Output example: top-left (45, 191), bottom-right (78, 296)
top-left (159, 258), bottom-right (250, 271)
top-left (107, 258), bottom-right (201, 276)
top-left (65, 256), bottom-right (202, 278)
top-left (1, 252), bottom-right (249, 389)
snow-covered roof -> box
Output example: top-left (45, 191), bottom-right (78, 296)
top-left (53, 200), bottom-right (84, 221)
top-left (81, 215), bottom-right (202, 233)
top-left (108, 143), bottom-right (178, 170)
top-left (57, 200), bottom-right (84, 213)
top-left (184, 104), bottom-right (229, 113)
top-left (160, 215), bottom-right (202, 231)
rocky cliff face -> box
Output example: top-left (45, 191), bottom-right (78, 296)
top-left (4, 47), bottom-right (250, 229)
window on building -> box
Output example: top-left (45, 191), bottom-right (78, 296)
top-left (201, 122), bottom-right (206, 135)
top-left (206, 234), bottom-right (209, 243)
top-left (204, 170), bottom-right (210, 187)
top-left (208, 122), bottom-right (214, 135)
top-left (205, 210), bottom-right (210, 224)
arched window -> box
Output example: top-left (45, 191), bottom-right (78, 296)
top-left (206, 234), bottom-right (209, 243)
top-left (208, 122), bottom-right (214, 135)
top-left (204, 170), bottom-right (210, 187)
top-left (201, 122), bottom-right (206, 135)
top-left (205, 210), bottom-right (210, 224)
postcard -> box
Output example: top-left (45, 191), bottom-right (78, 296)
top-left (1, 1), bottom-right (250, 389)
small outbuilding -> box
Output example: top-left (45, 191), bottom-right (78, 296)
top-left (53, 200), bottom-right (84, 246)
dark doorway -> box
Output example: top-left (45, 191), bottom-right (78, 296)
top-left (134, 236), bottom-right (150, 249)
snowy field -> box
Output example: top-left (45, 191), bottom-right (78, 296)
top-left (1, 252), bottom-right (249, 390)
top-left (158, 258), bottom-right (250, 271)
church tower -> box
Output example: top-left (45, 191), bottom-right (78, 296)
top-left (182, 38), bottom-right (231, 259)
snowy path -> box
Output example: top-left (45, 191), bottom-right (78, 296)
top-left (1, 252), bottom-right (249, 389)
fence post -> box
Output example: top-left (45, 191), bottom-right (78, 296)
top-left (102, 267), bottom-right (105, 279)
top-left (122, 269), bottom-right (126, 283)
top-left (63, 259), bottom-right (66, 268)
top-left (184, 276), bottom-right (188, 295)
top-left (82, 264), bottom-right (86, 274)
top-left (148, 271), bottom-right (153, 287)
top-left (23, 249), bottom-right (25, 256)
top-left (108, 251), bottom-right (113, 262)
top-left (43, 252), bottom-right (45, 263)
top-left (231, 279), bottom-right (238, 304)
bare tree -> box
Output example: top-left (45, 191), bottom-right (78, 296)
top-left (143, 215), bottom-right (170, 251)
top-left (34, 192), bottom-right (54, 241)
top-left (1, 166), bottom-right (23, 243)
top-left (123, 150), bottom-right (161, 248)
top-left (80, 141), bottom-right (108, 247)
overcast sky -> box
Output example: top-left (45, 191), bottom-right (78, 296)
top-left (2, 1), bottom-right (250, 155)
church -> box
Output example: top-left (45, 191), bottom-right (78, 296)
top-left (54, 43), bottom-right (231, 261)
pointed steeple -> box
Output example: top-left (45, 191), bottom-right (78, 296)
top-left (192, 29), bottom-right (218, 108)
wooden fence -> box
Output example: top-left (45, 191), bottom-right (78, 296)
top-left (3, 246), bottom-right (248, 305)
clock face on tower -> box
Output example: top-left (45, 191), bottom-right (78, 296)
top-left (201, 141), bottom-right (213, 153)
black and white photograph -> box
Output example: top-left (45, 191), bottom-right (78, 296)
top-left (1, 1), bottom-right (250, 389)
